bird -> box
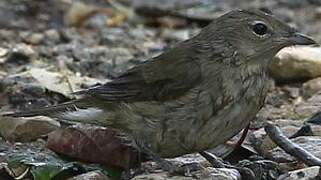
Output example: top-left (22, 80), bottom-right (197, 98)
top-left (3, 9), bottom-right (316, 171)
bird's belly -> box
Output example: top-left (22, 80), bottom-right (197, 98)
top-left (155, 99), bottom-right (261, 158)
top-left (153, 86), bottom-right (267, 157)
top-left (123, 79), bottom-right (268, 158)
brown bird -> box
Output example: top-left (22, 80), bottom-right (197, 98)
top-left (3, 9), bottom-right (316, 170)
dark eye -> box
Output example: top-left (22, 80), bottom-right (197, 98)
top-left (253, 22), bottom-right (268, 36)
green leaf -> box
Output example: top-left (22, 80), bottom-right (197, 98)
top-left (6, 148), bottom-right (123, 179)
top-left (31, 165), bottom-right (63, 180)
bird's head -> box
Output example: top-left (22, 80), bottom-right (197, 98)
top-left (200, 9), bottom-right (317, 66)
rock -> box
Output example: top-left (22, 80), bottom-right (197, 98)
top-left (70, 46), bottom-right (135, 77)
top-left (0, 116), bottom-right (60, 142)
top-left (170, 153), bottom-right (208, 166)
top-left (68, 170), bottom-right (111, 180)
top-left (237, 159), bottom-right (282, 179)
top-left (194, 167), bottom-right (241, 180)
top-left (0, 47), bottom-right (8, 63)
top-left (132, 173), bottom-right (186, 180)
top-left (302, 77), bottom-right (321, 97)
top-left (132, 167), bottom-right (241, 180)
top-left (294, 94), bottom-right (321, 117)
top-left (63, 2), bottom-right (99, 27)
top-left (270, 46), bottom-right (321, 81)
top-left (21, 32), bottom-right (45, 45)
top-left (309, 124), bottom-right (321, 136)
top-left (161, 29), bottom-right (191, 42)
top-left (0, 47), bottom-right (8, 57)
top-left (44, 29), bottom-right (61, 43)
top-left (269, 136), bottom-right (321, 163)
top-left (315, 6), bottom-right (321, 19)
top-left (6, 43), bottom-right (36, 65)
top-left (27, 68), bottom-right (106, 98)
top-left (277, 166), bottom-right (321, 180)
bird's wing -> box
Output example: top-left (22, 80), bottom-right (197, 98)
top-left (75, 43), bottom-right (202, 102)
top-left (2, 41), bottom-right (201, 119)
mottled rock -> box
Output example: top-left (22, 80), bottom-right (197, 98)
top-left (63, 2), bottom-right (99, 27)
top-left (21, 32), bottom-right (45, 45)
top-left (68, 170), bottom-right (111, 180)
top-left (0, 116), bottom-right (60, 142)
top-left (133, 167), bottom-right (241, 180)
top-left (294, 94), bottom-right (321, 117)
top-left (302, 77), bottom-right (321, 97)
top-left (277, 166), bottom-right (321, 180)
top-left (270, 47), bottom-right (321, 81)
top-left (44, 29), bottom-right (61, 43)
top-left (237, 159), bottom-right (282, 180)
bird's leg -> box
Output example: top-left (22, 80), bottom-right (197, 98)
top-left (140, 145), bottom-right (200, 176)
top-left (233, 122), bottom-right (250, 150)
top-left (199, 123), bottom-right (250, 167)
top-left (199, 124), bottom-right (255, 179)
top-left (199, 151), bottom-right (226, 167)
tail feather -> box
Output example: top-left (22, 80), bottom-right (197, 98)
top-left (1, 98), bottom-right (111, 125)
top-left (2, 100), bottom-right (83, 117)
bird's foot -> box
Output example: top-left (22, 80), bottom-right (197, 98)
top-left (200, 151), bottom-right (256, 180)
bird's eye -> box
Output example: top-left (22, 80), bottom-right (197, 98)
top-left (252, 22), bottom-right (268, 36)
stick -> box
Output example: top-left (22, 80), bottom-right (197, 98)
top-left (265, 122), bottom-right (321, 166)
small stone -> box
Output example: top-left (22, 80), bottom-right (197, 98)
top-left (132, 167), bottom-right (241, 180)
top-left (12, 43), bottom-right (36, 57)
top-left (277, 166), bottom-right (321, 180)
top-left (6, 43), bottom-right (36, 65)
top-left (68, 170), bottom-right (111, 180)
top-left (295, 94), bottom-right (321, 117)
top-left (22, 33), bottom-right (45, 45)
top-left (64, 2), bottom-right (98, 27)
top-left (132, 173), bottom-right (169, 180)
top-left (0, 47), bottom-right (8, 63)
top-left (0, 116), bottom-right (60, 142)
top-left (315, 7), bottom-right (321, 19)
top-left (0, 47), bottom-right (8, 57)
top-left (44, 29), bottom-right (61, 43)
top-left (309, 124), bottom-right (321, 136)
top-left (302, 77), bottom-right (321, 97)
top-left (270, 46), bottom-right (321, 81)
top-left (161, 29), bottom-right (190, 42)
top-left (193, 167), bottom-right (241, 180)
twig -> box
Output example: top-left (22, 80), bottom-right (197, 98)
top-left (264, 122), bottom-right (321, 166)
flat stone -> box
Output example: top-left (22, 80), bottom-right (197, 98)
top-left (0, 116), bottom-right (60, 142)
top-left (277, 166), bottom-right (321, 180)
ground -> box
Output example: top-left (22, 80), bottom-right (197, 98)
top-left (1, 0), bottom-right (321, 179)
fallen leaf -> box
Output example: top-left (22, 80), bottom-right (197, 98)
top-left (46, 126), bottom-right (141, 170)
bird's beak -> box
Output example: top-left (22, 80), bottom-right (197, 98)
top-left (289, 33), bottom-right (317, 46)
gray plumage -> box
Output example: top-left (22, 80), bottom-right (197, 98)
top-left (5, 10), bottom-right (316, 158)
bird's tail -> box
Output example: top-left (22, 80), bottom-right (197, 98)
top-left (2, 100), bottom-right (81, 117)
top-left (1, 99), bottom-right (109, 125)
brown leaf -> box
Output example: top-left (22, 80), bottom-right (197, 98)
top-left (46, 126), bottom-right (141, 170)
